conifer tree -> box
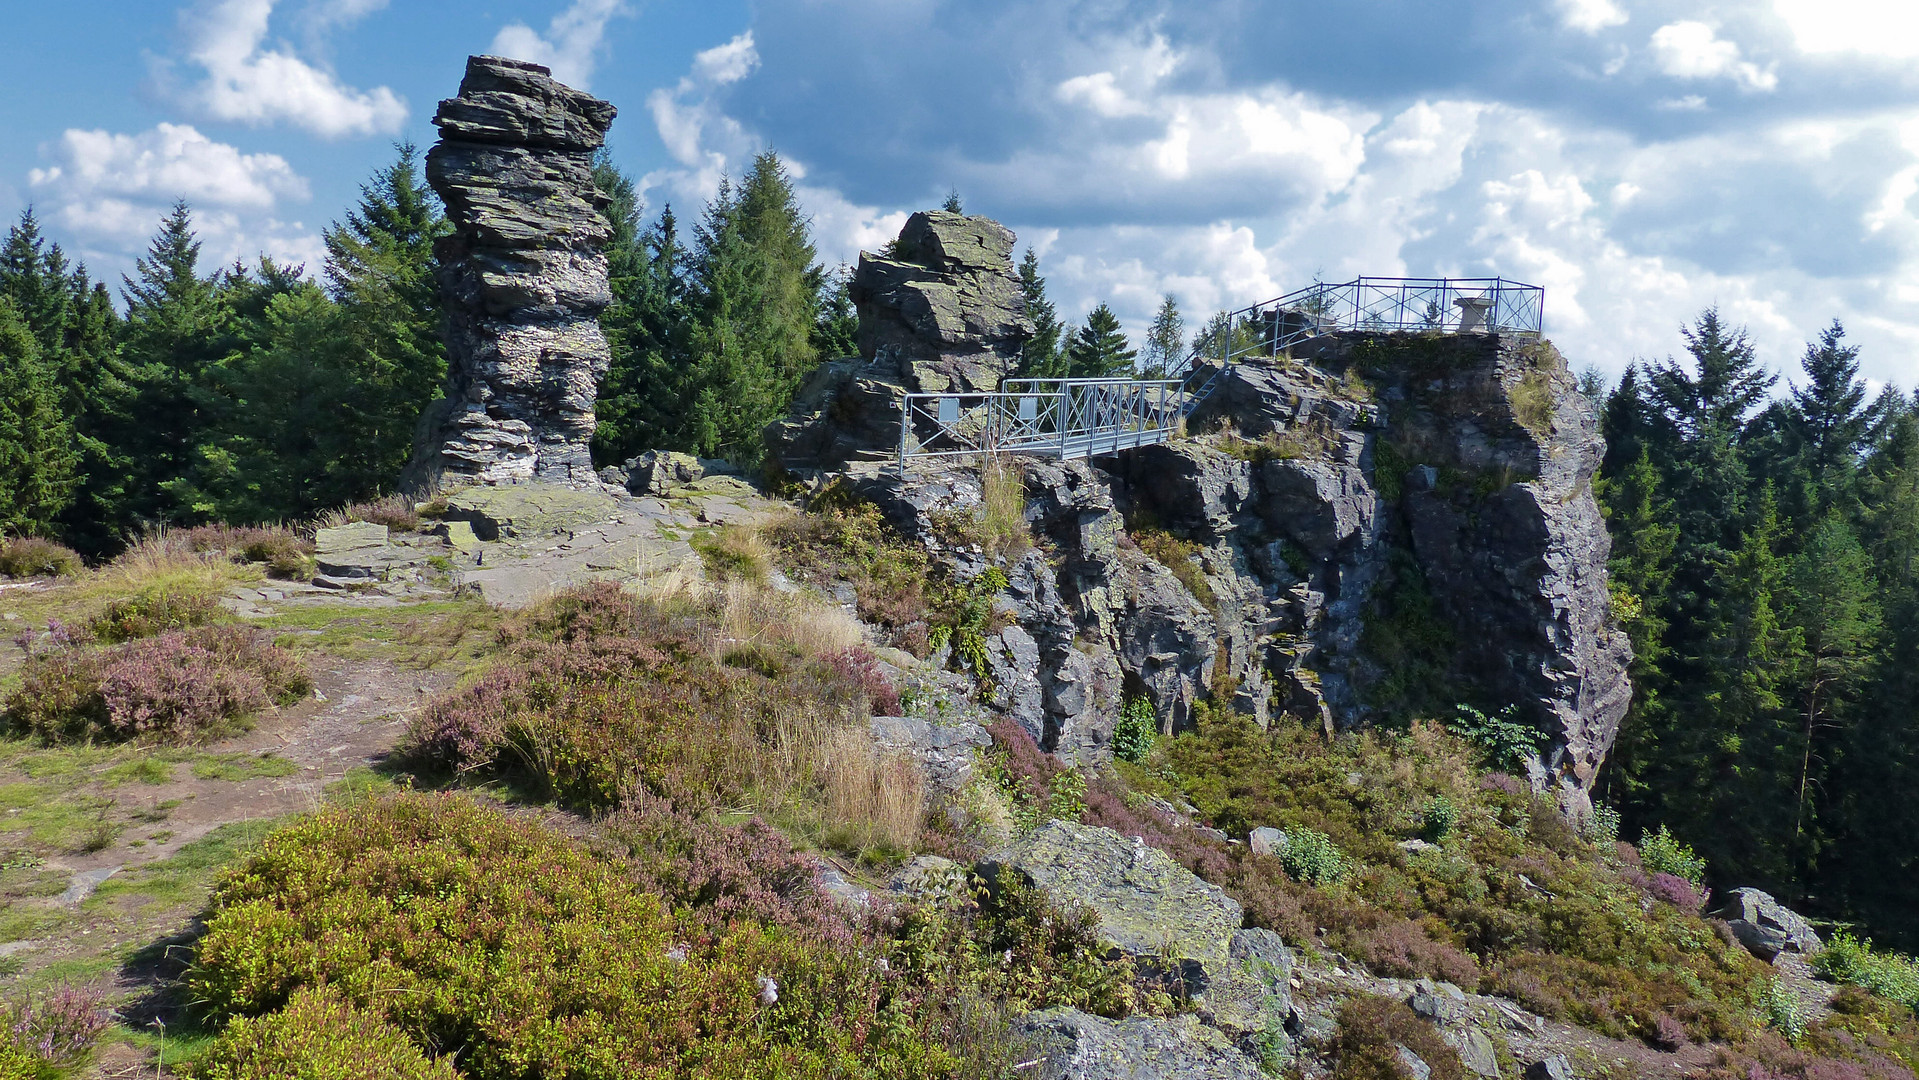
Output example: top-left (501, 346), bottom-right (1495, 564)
top-left (0, 298), bottom-right (78, 535)
top-left (1066, 303), bottom-right (1136, 378)
top-left (1141, 294), bottom-right (1184, 379)
top-left (119, 202), bottom-right (230, 524)
top-left (1787, 321), bottom-right (1879, 514)
top-left (1014, 249), bottom-right (1065, 379)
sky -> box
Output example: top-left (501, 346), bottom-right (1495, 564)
top-left (6, 0), bottom-right (1919, 388)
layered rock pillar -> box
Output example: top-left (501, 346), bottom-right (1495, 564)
top-left (404, 55), bottom-right (618, 490)
top-left (765, 210), bottom-right (1033, 469)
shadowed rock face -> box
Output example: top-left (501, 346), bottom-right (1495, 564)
top-left (404, 55), bottom-right (618, 490)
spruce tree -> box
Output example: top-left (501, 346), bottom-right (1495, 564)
top-left (812, 265), bottom-right (858, 359)
top-left (1787, 321), bottom-right (1878, 515)
top-left (1784, 511), bottom-right (1880, 877)
top-left (681, 154), bottom-right (822, 462)
top-left (1066, 303), bottom-right (1136, 378)
top-left (1014, 249), bottom-right (1065, 379)
top-left (1141, 294), bottom-right (1184, 379)
top-left (0, 298), bottom-right (78, 535)
top-left (119, 202), bottom-right (230, 524)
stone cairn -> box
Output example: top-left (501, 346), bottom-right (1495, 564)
top-left (403, 55), bottom-right (618, 490)
top-left (765, 210), bottom-right (1033, 470)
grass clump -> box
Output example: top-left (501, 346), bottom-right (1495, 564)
top-left (4, 626), bottom-right (310, 744)
top-left (1509, 367), bottom-right (1556, 435)
top-left (768, 497), bottom-right (935, 652)
top-left (318, 493), bottom-right (419, 533)
top-left (690, 525), bottom-right (772, 585)
top-left (933, 459), bottom-right (1030, 559)
top-left (88, 585), bottom-right (224, 643)
top-left (0, 536), bottom-right (82, 578)
top-left (405, 582), bottom-right (915, 858)
top-left (194, 985), bottom-right (456, 1080)
top-left (1132, 529), bottom-right (1217, 612)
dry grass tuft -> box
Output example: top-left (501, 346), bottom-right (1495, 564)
top-left (819, 725), bottom-right (924, 854)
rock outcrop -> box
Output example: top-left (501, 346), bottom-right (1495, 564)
top-left (1012, 1008), bottom-right (1266, 1080)
top-left (1713, 888), bottom-right (1824, 962)
top-left (766, 211), bottom-right (1032, 469)
top-left (828, 334), bottom-right (1628, 796)
top-left (404, 55), bottom-right (618, 490)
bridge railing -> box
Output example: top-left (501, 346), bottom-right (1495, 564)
top-left (1193, 276), bottom-right (1544, 363)
top-left (898, 378), bottom-right (1185, 472)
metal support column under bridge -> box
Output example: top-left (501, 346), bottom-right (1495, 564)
top-left (895, 275), bottom-right (1543, 474)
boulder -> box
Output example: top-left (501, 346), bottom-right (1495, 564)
top-left (625, 450), bottom-right (705, 496)
top-left (1713, 888), bottom-right (1823, 961)
top-left (314, 522), bottom-right (415, 579)
top-left (1248, 827), bottom-right (1287, 857)
top-left (1011, 1008), bottom-right (1265, 1080)
top-left (979, 820), bottom-right (1242, 993)
top-left (1525, 1055), bottom-right (1575, 1080)
top-left (404, 55), bottom-right (617, 489)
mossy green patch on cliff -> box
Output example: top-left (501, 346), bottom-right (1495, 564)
top-left (1356, 548), bottom-right (1460, 716)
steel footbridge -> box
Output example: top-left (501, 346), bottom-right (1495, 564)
top-left (894, 276), bottom-right (1542, 473)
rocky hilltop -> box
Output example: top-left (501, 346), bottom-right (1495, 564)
top-left (404, 55), bottom-right (619, 489)
top-left (769, 214), bottom-right (1630, 804)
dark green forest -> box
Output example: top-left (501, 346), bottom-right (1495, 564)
top-left (3, 142), bottom-right (1919, 950)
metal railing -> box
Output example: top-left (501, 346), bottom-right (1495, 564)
top-left (892, 276), bottom-right (1543, 473)
top-left (1193, 276), bottom-right (1544, 362)
top-left (898, 376), bottom-right (1197, 471)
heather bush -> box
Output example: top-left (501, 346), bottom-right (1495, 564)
top-left (319, 493), bottom-right (419, 533)
top-left (1330, 995), bottom-right (1465, 1080)
top-left (407, 583), bottom-right (918, 855)
top-left (0, 986), bottom-right (108, 1073)
top-left (0, 535), bottom-right (81, 578)
top-left (174, 523), bottom-right (313, 577)
top-left (1647, 871), bottom-right (1709, 915)
top-left (195, 985), bottom-right (457, 1080)
top-left (4, 626), bottom-right (309, 744)
top-left (193, 793), bottom-right (1095, 1080)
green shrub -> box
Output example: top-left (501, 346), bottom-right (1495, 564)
top-left (690, 526), bottom-right (771, 585)
top-left (1113, 697), bottom-right (1157, 763)
top-left (1444, 704), bottom-right (1545, 772)
top-left (89, 586), bottom-right (223, 643)
top-left (1755, 975), bottom-right (1808, 1042)
top-left (195, 985), bottom-right (456, 1080)
top-left (1419, 795), bottom-right (1458, 843)
top-left (1813, 932), bottom-right (1919, 1010)
top-left (1280, 826), bottom-right (1352, 886)
top-left (1638, 825), bottom-right (1707, 889)
top-left (767, 501), bottom-right (933, 651)
top-left (1582, 804), bottom-right (1622, 847)
top-left (0, 536), bottom-right (82, 578)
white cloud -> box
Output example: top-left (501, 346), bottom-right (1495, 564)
top-left (1773, 0), bottom-right (1919, 59)
top-left (1650, 21), bottom-right (1778, 92)
top-left (178, 0), bottom-right (405, 137)
top-left (490, 0), bottom-right (629, 91)
top-left (31, 123), bottom-right (308, 210)
top-left (1555, 0), bottom-right (1628, 34)
top-left (642, 33), bottom-right (762, 207)
top-left (27, 123), bottom-right (320, 279)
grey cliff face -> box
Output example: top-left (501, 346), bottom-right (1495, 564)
top-left (766, 210), bottom-right (1032, 470)
top-left (404, 55), bottom-right (618, 490)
